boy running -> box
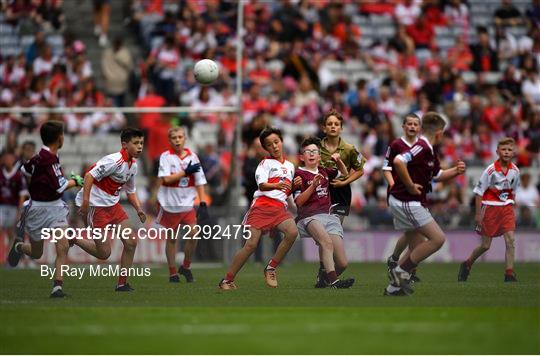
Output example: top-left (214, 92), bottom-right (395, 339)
top-left (156, 127), bottom-right (208, 283)
top-left (74, 128), bottom-right (146, 292)
top-left (315, 109), bottom-right (365, 287)
top-left (7, 121), bottom-right (84, 298)
top-left (386, 112), bottom-right (466, 296)
top-left (219, 127), bottom-right (298, 290)
top-left (458, 137), bottom-right (520, 282)
top-left (382, 113), bottom-right (424, 282)
top-left (294, 137), bottom-right (354, 288)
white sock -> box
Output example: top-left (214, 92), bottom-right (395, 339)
top-left (51, 285), bottom-right (62, 293)
top-left (395, 266), bottom-right (406, 273)
top-left (386, 284), bottom-right (400, 293)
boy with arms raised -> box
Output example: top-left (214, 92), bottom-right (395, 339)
top-left (294, 136), bottom-right (355, 288)
top-left (219, 127), bottom-right (298, 290)
top-left (8, 121), bottom-right (84, 298)
top-left (156, 127), bottom-right (208, 283)
top-left (74, 128), bottom-right (146, 292)
top-left (382, 113), bottom-right (424, 282)
top-left (458, 137), bottom-right (520, 282)
top-left (386, 112), bottom-right (466, 296)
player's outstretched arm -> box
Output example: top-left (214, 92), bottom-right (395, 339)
top-left (127, 192), bottom-right (146, 223)
top-left (433, 160), bottom-right (466, 182)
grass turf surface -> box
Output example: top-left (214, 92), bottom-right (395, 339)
top-left (0, 262), bottom-right (539, 354)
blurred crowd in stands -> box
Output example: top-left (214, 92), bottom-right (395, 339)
top-left (0, 0), bottom-right (539, 228)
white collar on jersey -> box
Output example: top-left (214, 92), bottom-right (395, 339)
top-left (419, 136), bottom-right (434, 154)
top-left (41, 145), bottom-right (58, 157)
top-left (400, 136), bottom-right (418, 148)
top-left (298, 166), bottom-right (319, 174)
top-left (2, 166), bottom-right (18, 180)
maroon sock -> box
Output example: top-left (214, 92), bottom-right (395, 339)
top-left (326, 271), bottom-right (338, 283)
top-left (336, 266), bottom-right (346, 276)
top-left (505, 268), bottom-right (513, 276)
top-left (53, 280), bottom-right (63, 287)
top-left (182, 259), bottom-right (191, 269)
top-left (225, 272), bottom-right (235, 282)
top-left (169, 266), bottom-right (177, 276)
top-left (118, 275), bottom-right (127, 286)
top-left (465, 258), bottom-right (473, 268)
top-left (266, 258), bottom-right (279, 270)
top-left (399, 256), bottom-right (418, 273)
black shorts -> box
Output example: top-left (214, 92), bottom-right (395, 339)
top-left (329, 185), bottom-right (351, 216)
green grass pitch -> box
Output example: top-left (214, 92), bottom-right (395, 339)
top-left (1, 262), bottom-right (539, 354)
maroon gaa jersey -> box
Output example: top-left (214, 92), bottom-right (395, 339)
top-left (21, 146), bottom-right (69, 202)
top-left (294, 166), bottom-right (338, 220)
top-left (389, 137), bottom-right (441, 206)
top-left (382, 136), bottom-right (418, 198)
top-left (0, 167), bottom-right (27, 206)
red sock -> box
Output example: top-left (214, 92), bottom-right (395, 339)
top-left (225, 272), bottom-right (235, 282)
top-left (118, 275), bottom-right (127, 286)
top-left (399, 256), bottom-right (418, 273)
top-left (505, 268), bottom-right (513, 276)
top-left (466, 258), bottom-right (473, 268)
top-left (326, 271), bottom-right (338, 283)
top-left (169, 266), bottom-right (177, 276)
top-left (183, 259), bottom-right (191, 269)
top-left (267, 258), bottom-right (279, 270)
top-left (336, 266), bottom-right (345, 276)
top-left (53, 280), bottom-right (63, 287)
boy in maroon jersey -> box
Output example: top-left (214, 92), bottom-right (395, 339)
top-left (7, 121), bottom-right (84, 298)
top-left (0, 151), bottom-right (28, 247)
top-left (386, 112), bottom-right (466, 296)
top-left (382, 113), bottom-right (425, 282)
top-left (294, 137), bottom-right (355, 288)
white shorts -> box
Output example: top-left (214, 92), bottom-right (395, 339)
top-left (297, 213), bottom-right (344, 239)
top-left (20, 200), bottom-right (70, 242)
top-left (389, 195), bottom-right (434, 231)
top-left (0, 205), bottom-right (18, 228)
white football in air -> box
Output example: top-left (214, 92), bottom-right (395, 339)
top-left (194, 59), bottom-right (219, 85)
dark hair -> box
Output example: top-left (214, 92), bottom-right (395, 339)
top-left (40, 121), bottom-right (64, 145)
top-left (120, 128), bottom-right (144, 143)
top-left (301, 136), bottom-right (321, 150)
top-left (402, 113), bottom-right (421, 124)
top-left (421, 112), bottom-right (446, 133)
top-left (259, 127), bottom-right (283, 148)
top-left (322, 109), bottom-right (344, 127)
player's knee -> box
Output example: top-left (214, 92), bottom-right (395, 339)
top-left (480, 242), bottom-right (491, 251)
top-left (319, 237), bottom-right (333, 252)
top-left (505, 236), bottom-right (515, 249)
top-left (124, 238), bottom-right (138, 251)
top-left (284, 228), bottom-right (298, 242)
top-left (434, 234), bottom-right (445, 249)
top-left (243, 240), bottom-right (258, 253)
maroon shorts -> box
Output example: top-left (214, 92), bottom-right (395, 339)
top-left (477, 204), bottom-right (516, 238)
top-left (243, 204), bottom-right (293, 232)
top-left (155, 204), bottom-right (196, 229)
top-left (87, 204), bottom-right (129, 229)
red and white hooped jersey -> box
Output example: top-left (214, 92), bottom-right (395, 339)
top-left (473, 160), bottom-right (520, 206)
top-left (157, 148), bottom-right (207, 213)
top-left (75, 149), bottom-right (137, 207)
top-left (252, 157), bottom-right (295, 208)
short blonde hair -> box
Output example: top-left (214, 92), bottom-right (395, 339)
top-left (497, 137), bottom-right (515, 147)
top-left (168, 126), bottom-right (185, 138)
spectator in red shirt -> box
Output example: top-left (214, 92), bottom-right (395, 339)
top-left (406, 17), bottom-right (434, 50)
top-left (447, 36), bottom-right (474, 72)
